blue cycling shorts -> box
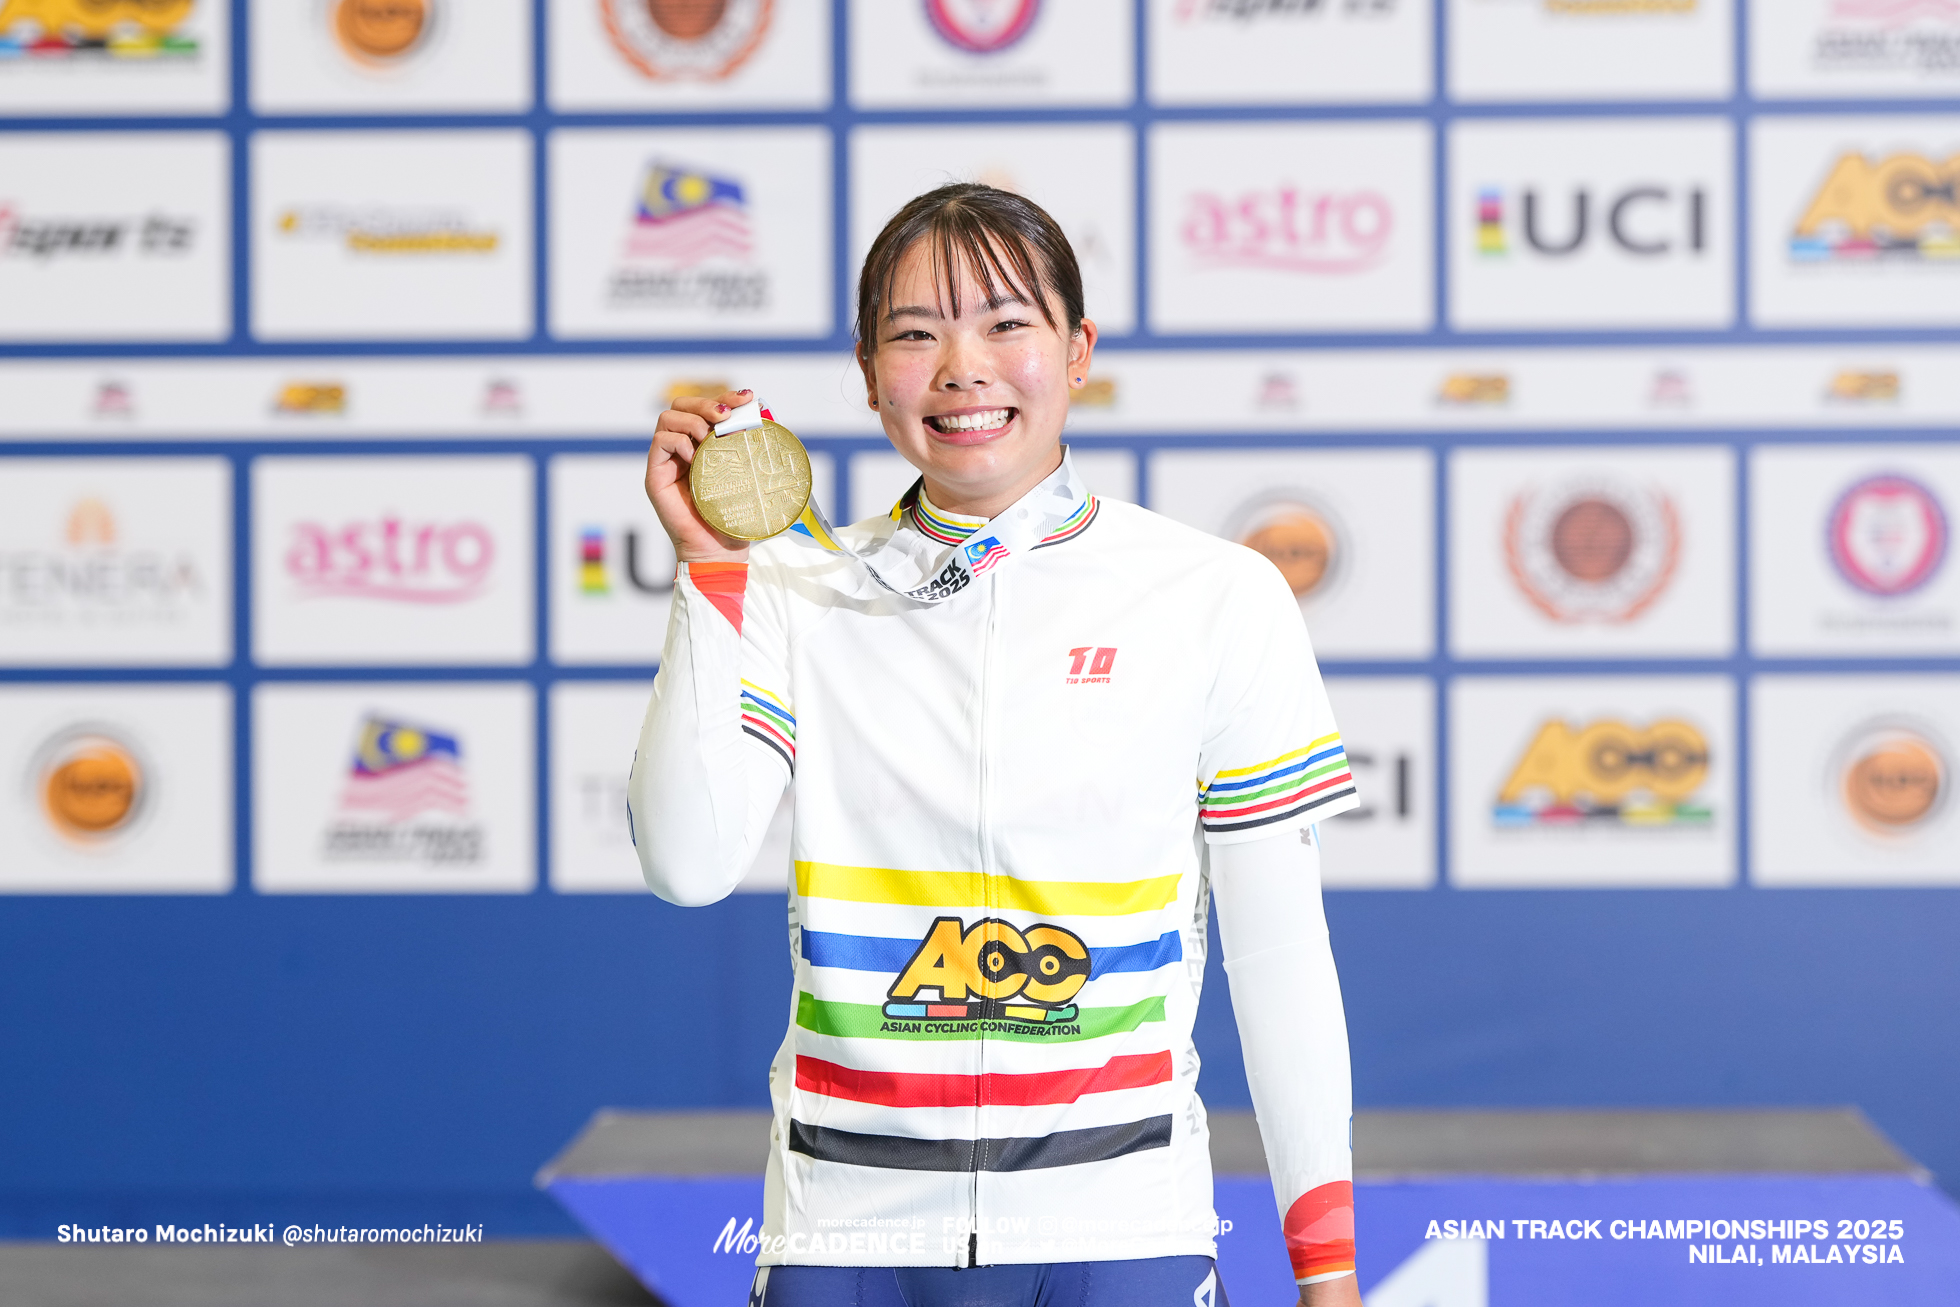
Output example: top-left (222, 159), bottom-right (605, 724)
top-left (750, 1255), bottom-right (1228, 1307)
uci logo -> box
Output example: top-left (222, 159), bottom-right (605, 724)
top-left (881, 917), bottom-right (1091, 1026)
top-left (1477, 185), bottom-right (1707, 257)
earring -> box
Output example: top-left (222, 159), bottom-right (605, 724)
top-left (870, 399), bottom-right (879, 408)
top-left (1073, 377), bottom-right (1082, 383)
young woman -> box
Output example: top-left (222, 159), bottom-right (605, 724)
top-left (631, 184), bottom-right (1362, 1307)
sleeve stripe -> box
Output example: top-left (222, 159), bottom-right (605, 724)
top-left (1204, 785), bottom-right (1357, 835)
top-left (1205, 745), bottom-right (1345, 795)
top-left (1205, 771), bottom-right (1355, 823)
top-left (1212, 733), bottom-right (1341, 782)
top-left (743, 725), bottom-right (795, 775)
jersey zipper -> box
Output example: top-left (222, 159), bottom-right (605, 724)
top-left (968, 570), bottom-right (1001, 1268)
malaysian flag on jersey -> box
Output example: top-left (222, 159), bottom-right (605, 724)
top-left (623, 162), bottom-right (752, 263)
top-left (339, 717), bottom-right (469, 821)
top-left (964, 536), bottom-right (1009, 575)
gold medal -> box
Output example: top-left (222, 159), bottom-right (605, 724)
top-left (688, 401), bottom-right (813, 541)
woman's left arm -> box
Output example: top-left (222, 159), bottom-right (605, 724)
top-left (1211, 826), bottom-right (1362, 1307)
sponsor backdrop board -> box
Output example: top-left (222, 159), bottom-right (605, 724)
top-left (2, 0), bottom-right (1960, 1263)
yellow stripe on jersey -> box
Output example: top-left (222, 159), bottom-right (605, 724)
top-left (794, 862), bottom-right (1181, 917)
top-left (1210, 732), bottom-right (1343, 782)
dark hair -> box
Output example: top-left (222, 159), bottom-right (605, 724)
top-left (855, 182), bottom-right (1085, 351)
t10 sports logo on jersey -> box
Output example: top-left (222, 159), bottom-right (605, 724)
top-left (1791, 151), bottom-right (1960, 261)
top-left (1495, 717), bottom-right (1711, 827)
top-left (882, 916), bottom-right (1090, 1029)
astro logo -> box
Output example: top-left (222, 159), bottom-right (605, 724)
top-left (1827, 474), bottom-right (1948, 597)
top-left (1791, 152), bottom-right (1960, 261)
top-left (1495, 718), bottom-right (1712, 827)
top-left (964, 536), bottom-right (1008, 575)
top-left (285, 515), bottom-right (495, 604)
top-left (882, 916), bottom-right (1090, 1026)
top-left (1181, 186), bottom-right (1393, 274)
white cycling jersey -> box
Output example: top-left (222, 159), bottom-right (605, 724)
top-left (630, 452), bottom-right (1360, 1280)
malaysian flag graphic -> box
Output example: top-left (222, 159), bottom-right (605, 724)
top-left (339, 717), bottom-right (469, 822)
top-left (964, 536), bottom-right (1009, 575)
top-left (623, 162), bottom-right (752, 263)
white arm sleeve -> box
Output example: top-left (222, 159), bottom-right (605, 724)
top-left (626, 564), bottom-right (791, 907)
top-left (1211, 826), bottom-right (1357, 1286)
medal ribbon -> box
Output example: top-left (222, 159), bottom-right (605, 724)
top-left (783, 449), bottom-right (1095, 605)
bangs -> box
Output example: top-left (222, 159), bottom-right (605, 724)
top-left (899, 211), bottom-right (1058, 334)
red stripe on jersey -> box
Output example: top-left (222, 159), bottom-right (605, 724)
top-left (795, 1050), bottom-right (1172, 1109)
top-left (1284, 1180), bottom-right (1356, 1281)
top-left (689, 562), bottom-right (748, 635)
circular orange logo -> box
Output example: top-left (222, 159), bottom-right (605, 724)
top-left (36, 730), bottom-right (145, 842)
top-left (332, 0), bottom-right (431, 64)
top-left (1243, 511), bottom-right (1336, 599)
top-left (1549, 497), bottom-right (1634, 583)
top-left (648, 0), bottom-right (728, 39)
top-left (1841, 730), bottom-right (1946, 833)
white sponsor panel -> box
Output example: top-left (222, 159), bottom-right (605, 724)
top-left (1146, 448), bottom-right (1434, 660)
top-left (1451, 445), bottom-right (1735, 658)
top-left (1750, 115), bottom-right (1960, 327)
top-left (1450, 675), bottom-right (1736, 888)
top-left (251, 0), bottom-right (531, 113)
top-left (1750, 445), bottom-right (1960, 657)
top-left (1450, 118), bottom-right (1735, 330)
top-left (0, 457), bottom-right (230, 666)
top-left (1146, 0), bottom-right (1430, 105)
top-left (0, 683), bottom-right (231, 893)
top-left (0, 0), bottom-right (228, 114)
top-left (549, 450), bottom-right (835, 665)
top-left (847, 448), bottom-right (1135, 523)
top-left (1448, 0), bottom-right (1733, 101)
top-left (850, 0), bottom-right (1132, 108)
top-left (851, 123), bottom-right (1136, 335)
top-left (1751, 0), bottom-right (1960, 99)
top-left (1150, 121), bottom-right (1433, 335)
top-left (252, 455), bottom-right (534, 666)
top-left (550, 127), bottom-right (831, 340)
top-left (0, 133), bottom-right (228, 342)
top-left (254, 682), bottom-right (534, 893)
top-left (252, 130), bottom-right (533, 340)
top-left (1752, 675), bottom-right (1960, 887)
top-left (1319, 676), bottom-right (1435, 890)
top-left (549, 680), bottom-right (794, 894)
top-left (549, 0), bottom-right (830, 111)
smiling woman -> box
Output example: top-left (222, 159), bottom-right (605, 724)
top-left (630, 184), bottom-right (1364, 1307)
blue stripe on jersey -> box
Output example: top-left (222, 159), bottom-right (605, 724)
top-left (799, 928), bottom-right (1182, 980)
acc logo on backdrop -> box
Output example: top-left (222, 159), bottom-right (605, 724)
top-left (0, 0), bottom-right (198, 58)
top-left (29, 724), bottom-right (149, 846)
top-left (1495, 717), bottom-right (1712, 828)
top-left (1504, 481), bottom-right (1680, 623)
top-left (1826, 473), bottom-right (1948, 598)
top-left (925, 0), bottom-right (1040, 53)
top-left (600, 0), bottom-right (772, 80)
top-left (1230, 496), bottom-right (1346, 605)
top-left (1832, 719), bottom-right (1949, 837)
top-left (1791, 151), bottom-right (1960, 262)
top-left (324, 715), bottom-right (485, 865)
top-left (328, 0), bottom-right (437, 66)
top-left (881, 916), bottom-right (1090, 1029)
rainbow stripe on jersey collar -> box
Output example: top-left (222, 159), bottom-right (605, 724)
top-left (900, 483), bottom-right (1100, 551)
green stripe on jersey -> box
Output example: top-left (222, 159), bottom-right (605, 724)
top-left (795, 993), bottom-right (1166, 1043)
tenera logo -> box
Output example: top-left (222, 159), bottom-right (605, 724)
top-left (1182, 186), bottom-right (1392, 273)
top-left (1791, 152), bottom-right (1960, 261)
top-left (285, 516), bottom-right (495, 603)
top-left (1495, 717), bottom-right (1712, 828)
top-left (1827, 474), bottom-right (1949, 597)
top-left (600, 0), bottom-right (773, 80)
top-left (1476, 184), bottom-right (1707, 257)
top-left (0, 497), bottom-right (206, 629)
top-left (1065, 645), bottom-right (1116, 684)
top-left (925, 0), bottom-right (1040, 53)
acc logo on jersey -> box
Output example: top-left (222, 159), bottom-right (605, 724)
top-left (1504, 481), bottom-right (1680, 623)
top-left (882, 916), bottom-right (1090, 1027)
top-left (1791, 151), bottom-right (1960, 262)
top-left (1836, 721), bottom-right (1949, 836)
top-left (33, 726), bottom-right (148, 845)
top-left (1827, 473), bottom-right (1948, 598)
top-left (925, 0), bottom-right (1039, 53)
top-left (601, 0), bottom-right (773, 80)
top-left (1495, 717), bottom-right (1711, 827)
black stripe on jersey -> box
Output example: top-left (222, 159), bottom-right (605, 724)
top-left (1203, 785), bottom-right (1358, 835)
top-left (787, 1114), bottom-right (1171, 1173)
top-left (743, 725), bottom-right (794, 776)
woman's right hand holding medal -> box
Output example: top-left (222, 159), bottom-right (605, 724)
top-left (646, 388), bottom-right (754, 565)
